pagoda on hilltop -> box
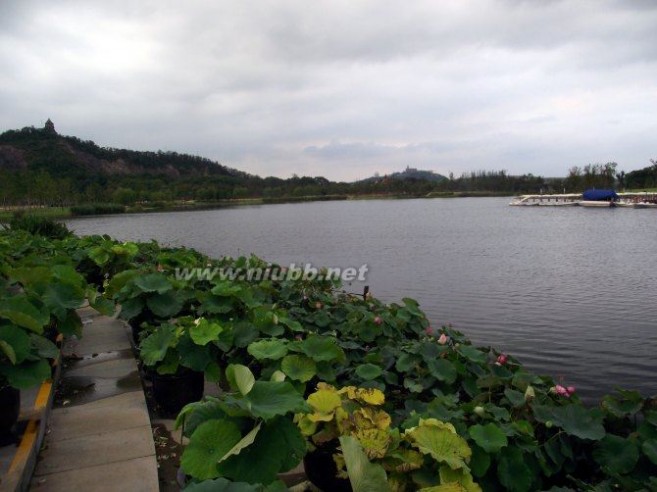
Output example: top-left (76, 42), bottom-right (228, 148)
top-left (44, 118), bottom-right (57, 134)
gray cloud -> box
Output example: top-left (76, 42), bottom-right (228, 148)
top-left (1, 0), bottom-right (656, 181)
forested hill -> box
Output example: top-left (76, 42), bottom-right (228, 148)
top-left (0, 123), bottom-right (246, 179)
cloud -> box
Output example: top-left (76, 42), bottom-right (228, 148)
top-left (1, 0), bottom-right (656, 181)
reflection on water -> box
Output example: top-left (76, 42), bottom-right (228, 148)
top-left (68, 197), bottom-right (657, 401)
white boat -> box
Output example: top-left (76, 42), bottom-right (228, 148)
top-left (509, 194), bottom-right (580, 206)
top-left (578, 200), bottom-right (615, 208)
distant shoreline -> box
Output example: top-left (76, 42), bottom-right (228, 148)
top-left (1, 191), bottom-right (515, 220)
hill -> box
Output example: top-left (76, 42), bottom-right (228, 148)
top-left (359, 166), bottom-right (447, 184)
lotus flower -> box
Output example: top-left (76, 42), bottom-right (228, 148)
top-left (373, 316), bottom-right (383, 326)
top-left (438, 333), bottom-right (448, 345)
top-left (496, 354), bottom-right (508, 366)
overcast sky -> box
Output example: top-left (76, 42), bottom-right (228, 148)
top-left (1, 0), bottom-right (656, 181)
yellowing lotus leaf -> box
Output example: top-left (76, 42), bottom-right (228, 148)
top-left (384, 448), bottom-right (425, 472)
top-left (307, 412), bottom-right (336, 423)
top-left (316, 381), bottom-right (335, 391)
top-left (338, 386), bottom-right (359, 400)
top-left (408, 424), bottom-right (472, 470)
top-left (296, 415), bottom-right (318, 436)
top-left (356, 387), bottom-right (385, 405)
top-left (439, 465), bottom-right (482, 492)
top-left (335, 407), bottom-right (353, 434)
top-left (419, 418), bottom-right (457, 434)
top-left (355, 428), bottom-right (391, 459)
top-left (308, 388), bottom-right (342, 413)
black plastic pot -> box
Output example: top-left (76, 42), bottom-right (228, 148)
top-left (151, 368), bottom-right (204, 417)
top-left (0, 386), bottom-right (20, 437)
top-left (303, 442), bottom-right (352, 492)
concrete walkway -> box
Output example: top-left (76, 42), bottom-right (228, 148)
top-left (29, 308), bottom-right (158, 492)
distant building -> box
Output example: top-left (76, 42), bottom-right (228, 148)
top-left (44, 118), bottom-right (56, 134)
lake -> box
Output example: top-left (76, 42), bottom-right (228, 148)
top-left (67, 197), bottom-right (657, 402)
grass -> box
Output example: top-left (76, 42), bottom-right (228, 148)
top-left (0, 206), bottom-right (71, 222)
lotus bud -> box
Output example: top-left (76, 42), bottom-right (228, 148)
top-left (473, 406), bottom-right (485, 417)
top-left (496, 354), bottom-right (508, 366)
top-left (545, 420), bottom-right (553, 428)
top-left (524, 385), bottom-right (535, 401)
top-left (438, 333), bottom-right (448, 345)
top-left (566, 386), bottom-right (576, 395)
top-left (373, 316), bottom-right (383, 326)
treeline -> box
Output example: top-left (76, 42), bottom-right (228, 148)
top-left (1, 125), bottom-right (654, 207)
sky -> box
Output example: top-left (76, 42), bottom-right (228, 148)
top-left (1, 0), bottom-right (656, 182)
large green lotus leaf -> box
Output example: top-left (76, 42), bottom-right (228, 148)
top-left (218, 422), bottom-right (261, 463)
top-left (104, 269), bottom-right (140, 298)
top-left (532, 404), bottom-right (605, 441)
top-left (0, 359), bottom-right (51, 389)
top-left (56, 309), bottom-right (83, 337)
top-left (183, 478), bottom-right (262, 492)
top-left (51, 264), bottom-right (85, 287)
top-left (456, 346), bottom-right (487, 364)
top-left (339, 435), bottom-right (389, 492)
top-left (503, 388), bottom-right (526, 408)
top-left (468, 445), bottom-right (490, 478)
top-left (281, 354), bottom-right (316, 382)
top-left (468, 424), bottom-right (507, 453)
top-left (200, 294), bottom-right (234, 314)
top-left (601, 390), bottom-right (644, 418)
top-left (219, 417), bottom-right (306, 484)
top-left (177, 336), bottom-right (211, 372)
top-left (395, 353), bottom-right (420, 373)
top-left (497, 447), bottom-right (533, 492)
top-left (226, 364), bottom-right (255, 396)
top-left (247, 339), bottom-right (288, 361)
top-left (246, 381), bottom-right (309, 420)
top-left (88, 246), bottom-right (111, 266)
top-left (409, 423), bottom-right (471, 470)
top-left (87, 292), bottom-right (116, 317)
top-left (593, 434), bottom-right (639, 475)
top-left (232, 322), bottom-right (260, 348)
top-left (356, 363), bottom-right (383, 381)
top-left (0, 296), bottom-right (49, 333)
top-left (427, 359), bottom-right (457, 384)
top-left (146, 291), bottom-right (184, 318)
top-left (139, 325), bottom-right (176, 366)
top-left (642, 439), bottom-right (657, 465)
top-left (43, 283), bottom-right (86, 319)
top-left (117, 297), bottom-right (144, 320)
top-left (190, 318), bottom-right (223, 346)
top-left (211, 281), bottom-right (243, 297)
top-left (30, 333), bottom-right (59, 359)
top-left (176, 397), bottom-right (229, 437)
top-left (134, 273), bottom-right (173, 294)
top-left (299, 334), bottom-right (345, 362)
top-left (181, 420), bottom-right (242, 480)
top-left (0, 325), bottom-right (31, 364)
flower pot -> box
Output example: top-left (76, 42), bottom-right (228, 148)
top-left (303, 442), bottom-right (352, 492)
top-left (151, 368), bottom-right (204, 417)
top-left (0, 386), bottom-right (20, 437)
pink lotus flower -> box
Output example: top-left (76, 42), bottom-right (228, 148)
top-left (438, 333), bottom-right (448, 345)
top-left (496, 354), bottom-right (508, 366)
top-left (373, 316), bottom-right (383, 326)
top-left (551, 384), bottom-right (576, 397)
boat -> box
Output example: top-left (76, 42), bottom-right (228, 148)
top-left (509, 194), bottom-right (580, 206)
top-left (510, 190), bottom-right (657, 209)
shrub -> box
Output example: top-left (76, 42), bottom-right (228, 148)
top-left (6, 213), bottom-right (71, 239)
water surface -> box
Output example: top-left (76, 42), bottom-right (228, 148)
top-left (68, 198), bottom-right (657, 401)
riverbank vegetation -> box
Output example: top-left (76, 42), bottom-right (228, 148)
top-left (1, 219), bottom-right (656, 490)
top-left (2, 124), bottom-right (654, 214)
